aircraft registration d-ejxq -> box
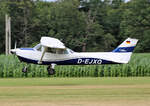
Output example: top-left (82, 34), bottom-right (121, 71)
top-left (11, 37), bottom-right (138, 75)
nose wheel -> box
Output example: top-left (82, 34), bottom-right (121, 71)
top-left (47, 64), bottom-right (56, 75)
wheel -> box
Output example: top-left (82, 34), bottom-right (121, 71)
top-left (47, 66), bottom-right (55, 75)
top-left (22, 67), bottom-right (28, 73)
top-left (47, 68), bottom-right (55, 75)
top-left (49, 69), bottom-right (55, 75)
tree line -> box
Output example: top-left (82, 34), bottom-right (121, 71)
top-left (0, 0), bottom-right (150, 53)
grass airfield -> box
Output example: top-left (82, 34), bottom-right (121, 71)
top-left (0, 78), bottom-right (150, 106)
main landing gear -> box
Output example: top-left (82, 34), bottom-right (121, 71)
top-left (22, 64), bottom-right (56, 75)
top-left (47, 64), bottom-right (56, 75)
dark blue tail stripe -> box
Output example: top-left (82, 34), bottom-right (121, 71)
top-left (112, 46), bottom-right (135, 52)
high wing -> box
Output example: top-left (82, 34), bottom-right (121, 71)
top-left (41, 37), bottom-right (66, 49)
top-left (38, 37), bottom-right (66, 64)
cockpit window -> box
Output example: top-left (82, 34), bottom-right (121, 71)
top-left (34, 44), bottom-right (75, 54)
top-left (46, 48), bottom-right (66, 54)
top-left (47, 48), bottom-right (56, 53)
top-left (68, 48), bottom-right (74, 53)
top-left (56, 49), bottom-right (65, 54)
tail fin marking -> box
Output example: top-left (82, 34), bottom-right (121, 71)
top-left (113, 38), bottom-right (138, 53)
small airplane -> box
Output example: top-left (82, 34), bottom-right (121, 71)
top-left (11, 37), bottom-right (138, 75)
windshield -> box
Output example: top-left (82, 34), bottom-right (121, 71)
top-left (34, 44), bottom-right (42, 51)
top-left (67, 48), bottom-right (74, 54)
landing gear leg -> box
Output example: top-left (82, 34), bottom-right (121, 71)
top-left (47, 64), bottom-right (56, 75)
top-left (22, 66), bottom-right (28, 73)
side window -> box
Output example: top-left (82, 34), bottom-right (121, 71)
top-left (47, 48), bottom-right (56, 53)
top-left (64, 50), bottom-right (69, 54)
top-left (56, 49), bottom-right (64, 54)
top-left (46, 48), bottom-right (68, 54)
top-left (56, 49), bottom-right (69, 54)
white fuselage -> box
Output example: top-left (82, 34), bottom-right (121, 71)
top-left (15, 48), bottom-right (132, 65)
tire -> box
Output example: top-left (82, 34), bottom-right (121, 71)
top-left (49, 69), bottom-right (55, 75)
top-left (22, 67), bottom-right (27, 73)
top-left (47, 67), bottom-right (55, 75)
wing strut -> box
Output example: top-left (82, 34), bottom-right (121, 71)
top-left (38, 47), bottom-right (47, 64)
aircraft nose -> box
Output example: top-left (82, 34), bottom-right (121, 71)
top-left (11, 49), bottom-right (16, 54)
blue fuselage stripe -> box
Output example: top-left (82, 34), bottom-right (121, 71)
top-left (20, 48), bottom-right (34, 50)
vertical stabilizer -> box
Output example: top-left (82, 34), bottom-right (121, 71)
top-left (113, 38), bottom-right (138, 53)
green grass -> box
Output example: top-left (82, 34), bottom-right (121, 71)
top-left (0, 78), bottom-right (150, 106)
top-left (0, 77), bottom-right (150, 86)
